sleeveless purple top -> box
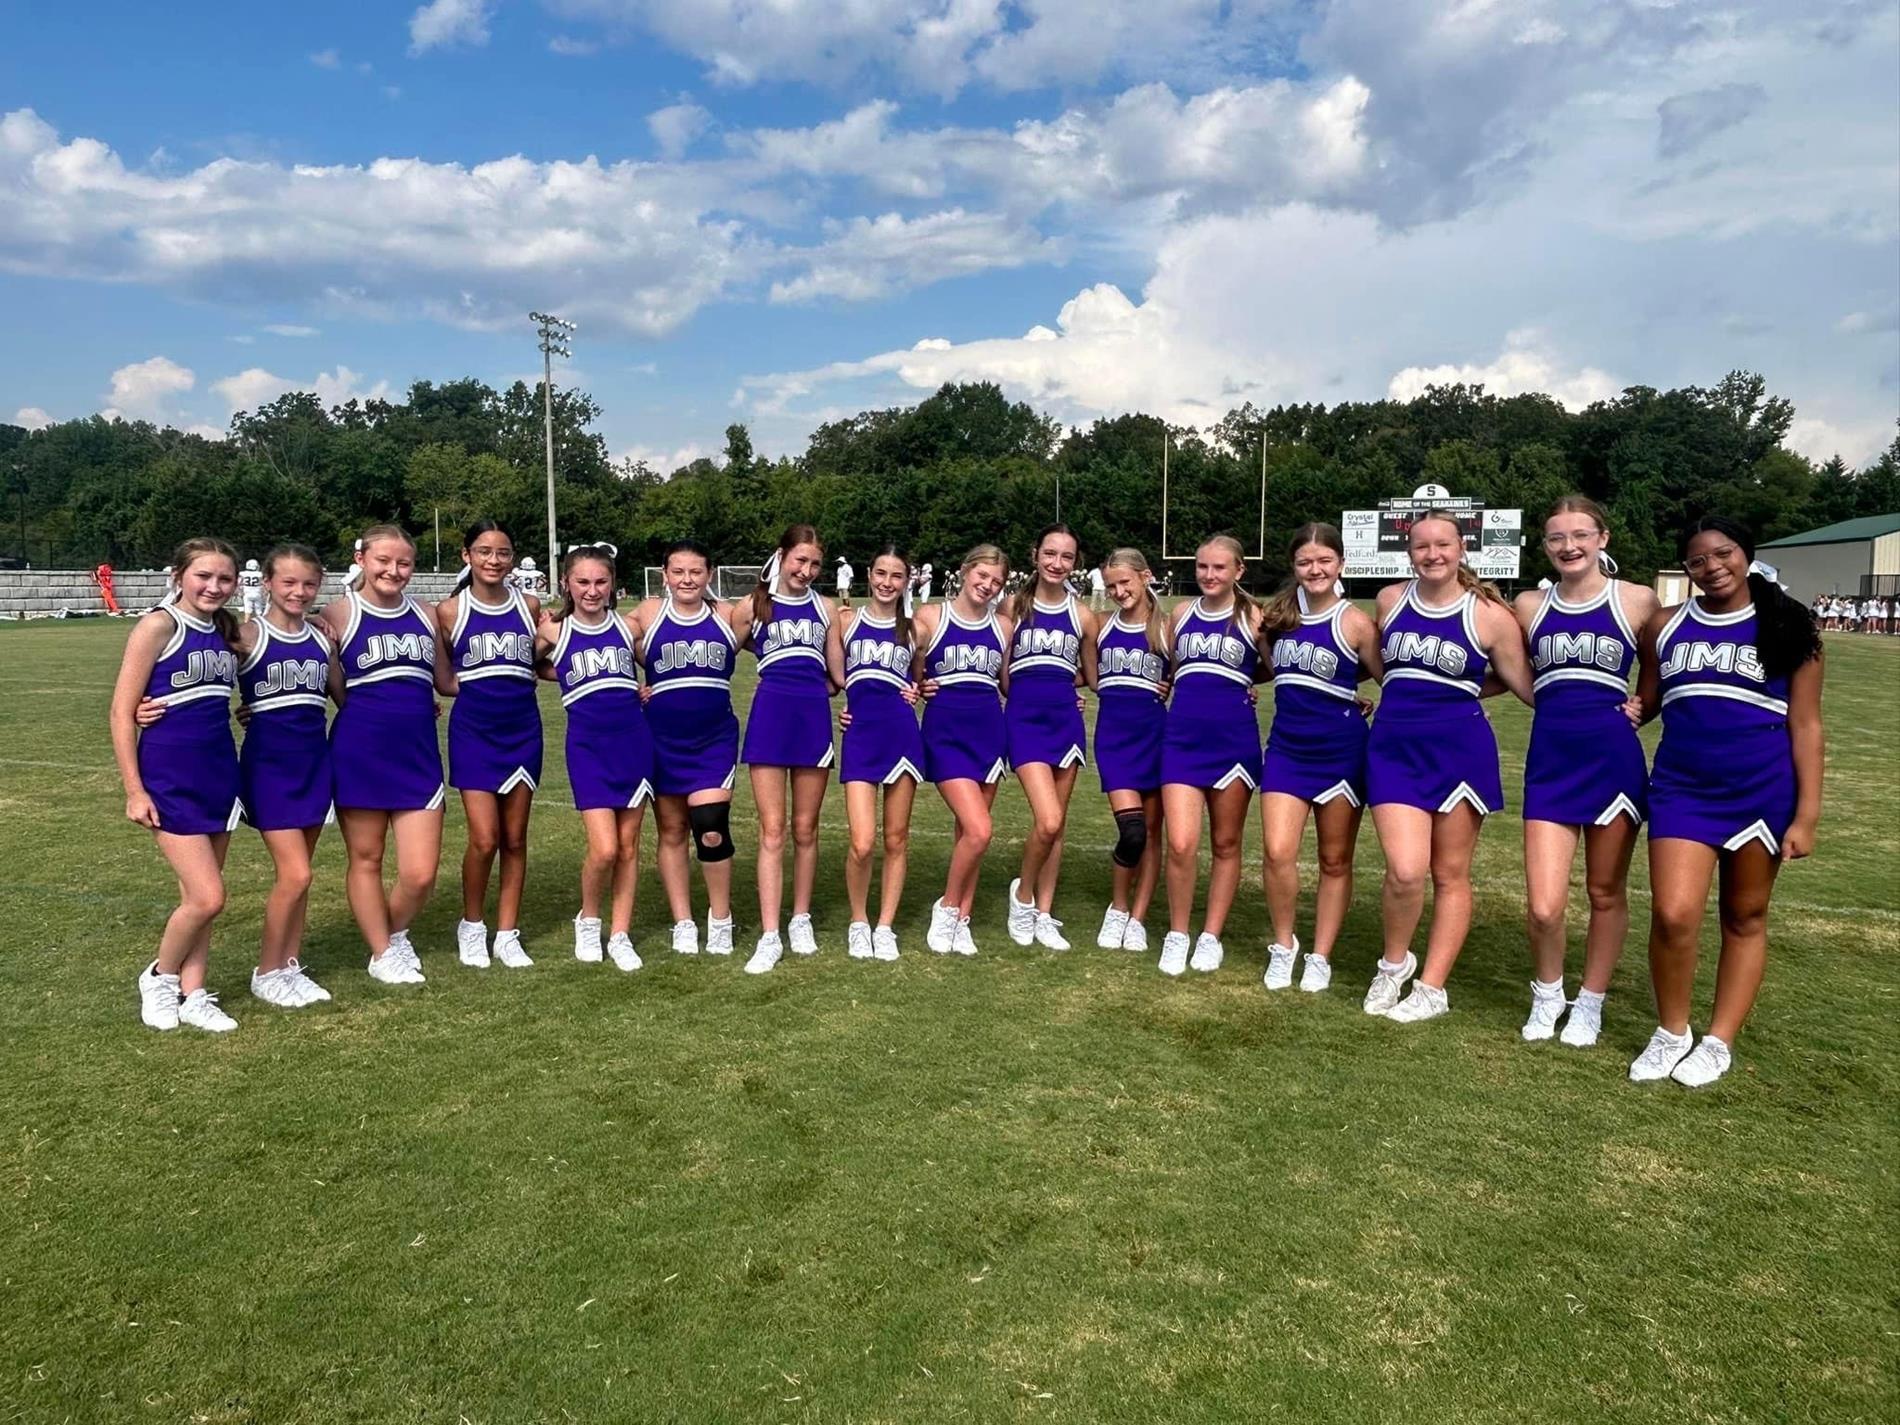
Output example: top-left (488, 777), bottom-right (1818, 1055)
top-left (1378, 583), bottom-right (1489, 714)
top-left (1528, 582), bottom-right (1638, 714)
top-left (753, 591), bottom-right (831, 693)
top-left (1657, 600), bottom-right (1790, 734)
top-left (1170, 599), bottom-right (1257, 717)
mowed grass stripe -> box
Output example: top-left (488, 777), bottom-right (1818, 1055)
top-left (0, 619), bottom-right (1894, 1423)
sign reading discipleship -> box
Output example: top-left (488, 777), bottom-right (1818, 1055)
top-left (1342, 485), bottom-right (1523, 581)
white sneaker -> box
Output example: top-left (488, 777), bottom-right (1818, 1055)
top-left (847, 921), bottom-right (874, 959)
top-left (178, 988), bottom-right (238, 1033)
top-left (394, 939), bottom-right (427, 982)
top-left (493, 929), bottom-right (533, 969)
top-left (926, 898), bottom-right (956, 954)
top-left (574, 915), bottom-right (603, 963)
top-left (1006, 879), bottom-right (1037, 946)
top-left (1670, 1034), bottom-right (1732, 1088)
top-left (606, 932), bottom-right (643, 972)
top-left (1298, 952), bottom-right (1333, 993)
top-left (1522, 981), bottom-right (1568, 1042)
top-left (1560, 992), bottom-right (1604, 1048)
top-left (952, 916), bottom-right (978, 956)
top-left (745, 931), bottom-right (784, 975)
top-left (250, 966), bottom-right (309, 1009)
top-left (1034, 913), bottom-right (1070, 951)
top-left (1097, 906), bottom-right (1130, 948)
top-left (788, 913), bottom-right (819, 956)
top-left (139, 960), bottom-right (181, 1030)
top-left (456, 918), bottom-right (490, 968)
top-left (872, 926), bottom-right (900, 961)
top-left (368, 947), bottom-right (423, 985)
top-left (706, 915), bottom-right (734, 956)
top-left (1158, 931), bottom-right (1191, 976)
top-left (671, 919), bottom-right (699, 954)
top-left (1361, 953), bottom-right (1417, 1017)
top-left (1264, 935), bottom-right (1299, 991)
top-left (1387, 981), bottom-right (1450, 1023)
top-left (1629, 1026), bottom-right (1695, 1082)
top-left (1121, 919), bottom-right (1148, 953)
top-left (389, 928), bottom-right (415, 956)
top-left (284, 957), bottom-right (331, 1003)
top-left (1189, 932), bottom-right (1224, 973)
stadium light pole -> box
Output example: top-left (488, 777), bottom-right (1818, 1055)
top-left (531, 312), bottom-right (576, 578)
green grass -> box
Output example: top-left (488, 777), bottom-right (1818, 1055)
top-left (1, 620), bottom-right (1895, 1424)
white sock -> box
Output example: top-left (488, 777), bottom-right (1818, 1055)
top-left (1575, 987), bottom-right (1605, 1008)
top-left (1532, 977), bottom-right (1565, 998)
top-left (1378, 957), bottom-right (1408, 976)
top-left (1657, 1024), bottom-right (1691, 1044)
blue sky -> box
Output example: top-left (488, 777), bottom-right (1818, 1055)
top-left (4, 1), bottom-right (1896, 470)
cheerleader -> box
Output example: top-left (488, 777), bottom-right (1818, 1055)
top-left (1158, 534), bottom-right (1263, 977)
top-left (830, 545), bottom-right (927, 960)
top-left (1629, 516), bottom-right (1824, 1087)
top-left (1514, 497), bottom-right (1657, 1046)
top-left (320, 525), bottom-right (446, 986)
top-left (1089, 548), bottom-right (1171, 954)
top-left (1004, 525), bottom-right (1095, 951)
top-left (915, 545), bottom-right (1013, 955)
top-left (1257, 524), bottom-right (1383, 992)
top-left (538, 543), bottom-right (650, 972)
top-left (1363, 513), bottom-right (1534, 1022)
top-left (436, 521), bottom-right (542, 970)
top-left (636, 540), bottom-right (741, 956)
top-left (734, 525), bottom-right (839, 975)
top-left (110, 537), bottom-right (244, 1032)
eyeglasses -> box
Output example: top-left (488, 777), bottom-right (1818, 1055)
top-left (1543, 533), bottom-right (1600, 548)
top-left (1683, 544), bottom-right (1740, 574)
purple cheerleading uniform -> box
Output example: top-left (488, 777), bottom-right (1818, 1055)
top-left (840, 611), bottom-right (925, 785)
top-left (551, 613), bottom-right (653, 811)
top-left (1005, 594), bottom-right (1087, 770)
top-left (446, 590), bottom-right (543, 794)
top-left (1366, 583), bottom-right (1503, 814)
top-left (642, 600), bottom-right (741, 796)
top-left (1523, 583), bottom-right (1647, 826)
top-left (1649, 600), bottom-right (1797, 854)
top-left (238, 620), bottom-right (333, 831)
top-left (1094, 615), bottom-right (1168, 794)
top-left (741, 591), bottom-right (836, 769)
top-left (921, 606), bottom-right (1008, 784)
top-left (330, 593), bottom-right (445, 812)
top-left (136, 607), bottom-right (241, 835)
top-left (1161, 599), bottom-right (1262, 791)
top-left (1263, 592), bottom-right (1368, 806)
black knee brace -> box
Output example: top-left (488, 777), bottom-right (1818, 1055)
top-left (688, 800), bottom-right (735, 863)
top-left (1112, 807), bottom-right (1147, 869)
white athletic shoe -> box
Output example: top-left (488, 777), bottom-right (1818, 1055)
top-left (1034, 913), bottom-right (1070, 951)
top-left (1387, 981), bottom-right (1450, 1024)
top-left (1522, 981), bottom-right (1568, 1042)
top-left (1158, 931), bottom-right (1191, 977)
top-left (283, 958), bottom-right (331, 1003)
top-left (1097, 906), bottom-right (1130, 949)
top-left (250, 966), bottom-right (308, 1009)
top-left (745, 931), bottom-right (784, 975)
top-left (606, 932), bottom-right (643, 973)
top-left (1189, 932), bottom-right (1224, 973)
top-left (388, 927), bottom-right (414, 955)
top-left (1560, 993), bottom-right (1604, 1048)
top-left (1670, 1034), bottom-right (1732, 1088)
top-left (456, 918), bottom-right (491, 969)
top-left (953, 916), bottom-right (979, 956)
top-left (1297, 951), bottom-right (1332, 993)
top-left (394, 939), bottom-right (427, 982)
top-left (178, 988), bottom-right (238, 1033)
top-left (872, 926), bottom-right (900, 961)
top-left (368, 947), bottom-right (423, 985)
top-left (927, 898), bottom-right (956, 954)
top-left (788, 913), bottom-right (819, 956)
top-left (493, 929), bottom-right (533, 969)
top-left (1629, 1026), bottom-right (1695, 1083)
top-left (139, 961), bottom-right (182, 1030)
top-left (574, 915), bottom-right (603, 963)
top-left (706, 915), bottom-right (735, 956)
top-left (1264, 935), bottom-right (1300, 991)
top-left (847, 921), bottom-right (874, 959)
top-left (1121, 919), bottom-right (1148, 953)
top-left (1361, 953), bottom-right (1417, 1017)
top-left (1006, 879), bottom-right (1037, 946)
top-left (671, 919), bottom-right (700, 955)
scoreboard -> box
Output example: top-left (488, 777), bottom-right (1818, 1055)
top-left (1341, 487), bottom-right (1522, 581)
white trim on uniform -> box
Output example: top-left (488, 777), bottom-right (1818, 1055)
top-left (425, 783), bottom-right (447, 811)
top-left (495, 767), bottom-right (537, 794)
top-left (881, 758), bottom-right (925, 786)
top-left (1273, 671), bottom-right (1359, 702)
top-left (1210, 762), bottom-right (1259, 792)
top-left (223, 798), bottom-right (244, 832)
top-left (1532, 665), bottom-right (1632, 696)
top-left (1310, 779), bottom-right (1362, 807)
top-left (162, 684), bottom-right (238, 708)
top-left (1593, 793), bottom-right (1643, 826)
top-left (1436, 782), bottom-right (1492, 816)
top-left (982, 757), bottom-right (1008, 785)
top-left (1723, 819), bottom-right (1781, 856)
top-left (1660, 684), bottom-right (1788, 716)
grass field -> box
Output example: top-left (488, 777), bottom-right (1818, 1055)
top-left (1, 619), bottom-right (1895, 1424)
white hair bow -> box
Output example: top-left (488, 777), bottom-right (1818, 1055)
top-left (567, 541), bottom-right (619, 557)
top-left (761, 550), bottom-right (782, 596)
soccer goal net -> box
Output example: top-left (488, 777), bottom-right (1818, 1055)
top-left (715, 565), bottom-right (765, 600)
top-left (643, 566), bottom-right (667, 599)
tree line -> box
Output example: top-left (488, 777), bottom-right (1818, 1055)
top-left (2, 372), bottom-right (1894, 588)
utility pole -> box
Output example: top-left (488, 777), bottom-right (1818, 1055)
top-left (530, 312), bottom-right (575, 578)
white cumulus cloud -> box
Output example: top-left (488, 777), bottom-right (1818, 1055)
top-left (212, 365), bottom-right (391, 415)
top-left (1388, 332), bottom-right (1623, 410)
top-left (13, 406), bottom-right (53, 430)
top-left (102, 356), bottom-right (195, 422)
top-left (409, 0), bottom-right (495, 53)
